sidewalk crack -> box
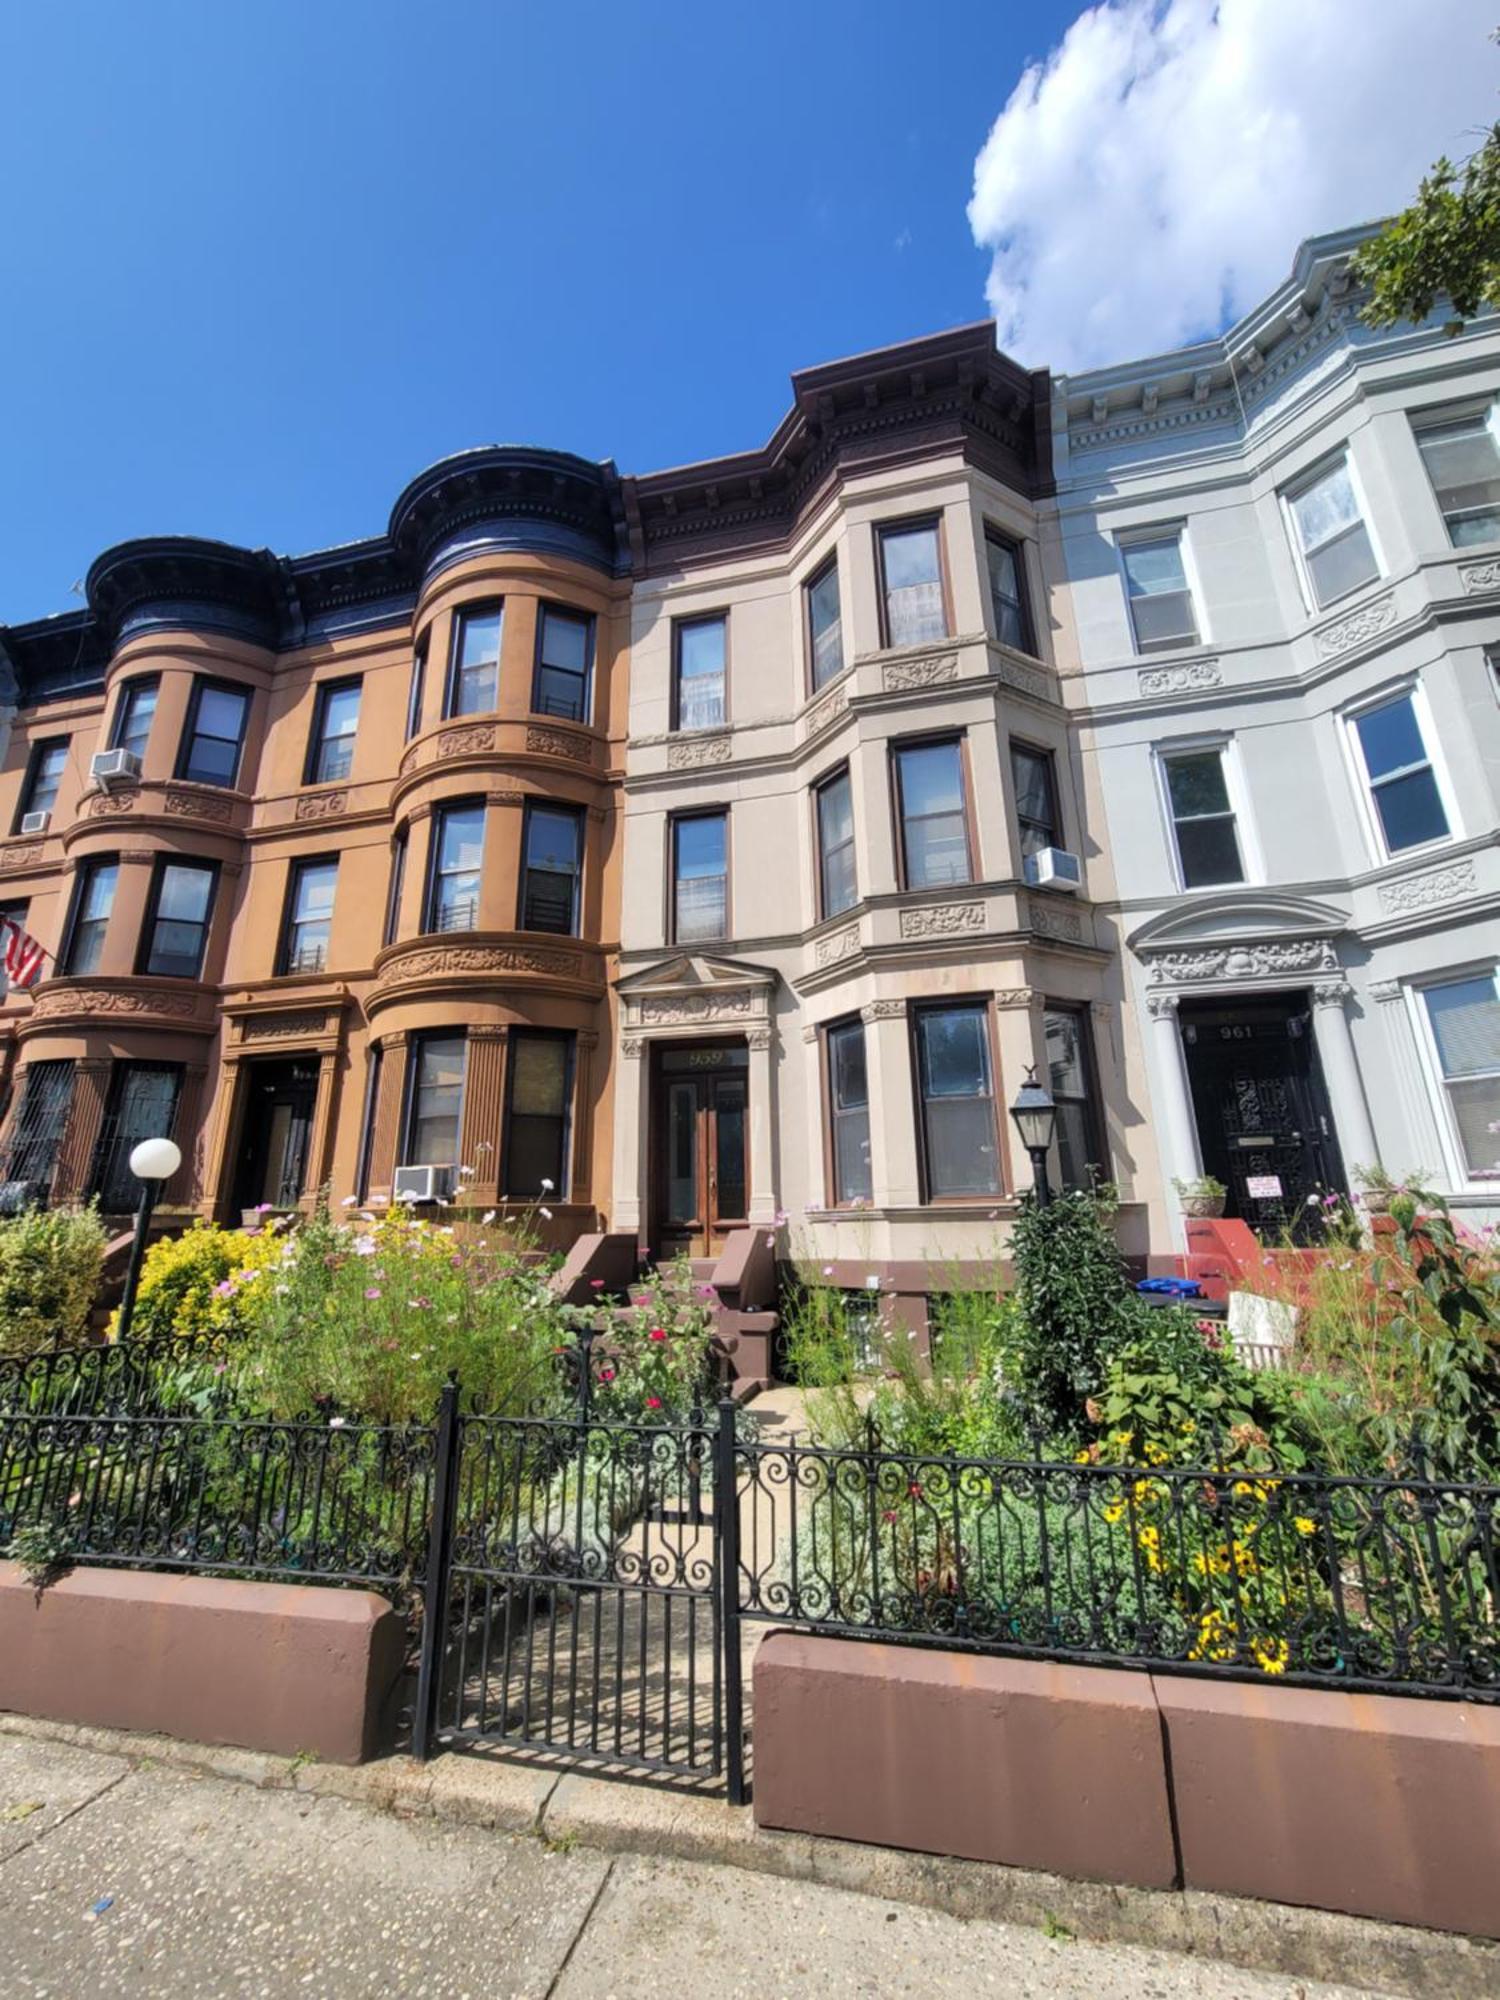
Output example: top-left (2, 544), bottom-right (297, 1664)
top-left (543, 1853), bottom-right (616, 2000)
top-left (0, 1765), bottom-right (130, 1868)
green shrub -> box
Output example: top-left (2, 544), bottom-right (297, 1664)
top-left (120, 1218), bottom-right (284, 1344)
top-left (0, 1205), bottom-right (107, 1354)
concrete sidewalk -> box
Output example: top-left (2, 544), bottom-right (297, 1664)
top-left (0, 1731), bottom-right (1395, 1999)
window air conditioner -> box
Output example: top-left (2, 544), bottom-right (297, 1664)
top-left (1023, 847), bottom-right (1083, 893)
top-left (18, 812), bottom-right (49, 837)
top-left (91, 748), bottom-right (142, 791)
top-left (392, 1163), bottom-right (452, 1204)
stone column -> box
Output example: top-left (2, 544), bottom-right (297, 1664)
top-left (301, 1049), bottom-right (341, 1209)
top-left (802, 1024), bottom-right (827, 1209)
top-left (54, 1057), bottom-right (112, 1203)
top-left (612, 1036), bottom-right (648, 1238)
top-left (203, 1054), bottom-right (245, 1220)
top-left (1146, 991), bottom-right (1202, 1197)
top-left (993, 989), bottom-right (1046, 1196)
top-left (1310, 977), bottom-right (1378, 1182)
top-left (458, 1025), bottom-right (507, 1204)
top-left (1367, 979), bottom-right (1447, 1176)
top-left (164, 1063), bottom-right (209, 1209)
top-left (861, 999), bottom-right (919, 1209)
top-left (746, 1025), bottom-right (777, 1225)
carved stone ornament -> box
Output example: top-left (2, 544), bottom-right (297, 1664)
top-left (0, 843), bottom-right (41, 872)
top-left (241, 1011), bottom-right (328, 1040)
top-left (621, 1037), bottom-right (645, 1059)
top-left (1459, 558), bottom-right (1500, 596)
top-left (295, 790), bottom-right (348, 822)
top-left (882, 653), bottom-right (959, 693)
top-left (802, 685), bottom-right (849, 738)
top-left (88, 789), bottom-right (138, 816)
top-left (436, 724), bottom-right (497, 759)
top-left (163, 789), bottom-right (235, 823)
top-left (378, 944), bottom-right (581, 984)
top-left (638, 990), bottom-right (753, 1024)
top-left (1138, 659), bottom-right (1222, 698)
top-left (860, 998), bottom-right (906, 1022)
top-left (666, 735), bottom-right (732, 770)
top-left (1145, 991), bottom-right (1180, 1019)
top-left (525, 725), bottom-right (593, 762)
top-left (801, 1023), bottom-right (820, 1043)
top-left (993, 653), bottom-right (1050, 701)
top-left (1312, 979), bottom-right (1353, 1009)
top-left (1313, 593), bottom-right (1396, 658)
top-left (31, 984), bottom-right (202, 1021)
top-left (898, 901), bottom-right (985, 939)
top-left (1029, 900), bottom-right (1084, 942)
top-left (1147, 938), bottom-right (1339, 986)
top-left (746, 1027), bottom-right (773, 1051)
top-left (993, 988), bottom-right (1038, 1009)
top-left (1367, 979), bottom-right (1403, 1004)
top-left (815, 925), bottom-right (861, 966)
top-left (1376, 859), bottom-right (1476, 915)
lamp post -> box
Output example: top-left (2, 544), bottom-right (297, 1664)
top-left (1009, 1068), bottom-right (1058, 1209)
top-left (114, 1136), bottom-right (182, 1342)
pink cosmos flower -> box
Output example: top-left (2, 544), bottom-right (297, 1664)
top-left (364, 1286), bottom-right (381, 1301)
top-left (646, 1395), bottom-right (663, 1411)
top-left (649, 1327), bottom-right (667, 1343)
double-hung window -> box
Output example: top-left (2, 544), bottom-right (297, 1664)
top-left (985, 532), bottom-right (1033, 652)
top-left (1421, 972), bottom-right (1500, 1181)
top-left (815, 767), bottom-right (857, 919)
top-left (1044, 1004), bottom-right (1105, 1191)
top-left (825, 1018), bottom-right (872, 1205)
top-left (306, 679), bottom-right (361, 784)
top-left (913, 1003), bottom-right (1001, 1199)
top-left (405, 645), bottom-right (427, 741)
top-left (806, 559), bottom-right (844, 690)
top-left (140, 860), bottom-right (217, 978)
top-left (877, 520), bottom-right (947, 647)
top-left (1414, 403), bottom-right (1500, 546)
top-left (520, 803), bottom-right (583, 935)
top-left (0, 1060), bottom-right (74, 1191)
top-left (403, 1034), bottom-right (466, 1166)
top-left (504, 1031), bottom-right (573, 1197)
top-left (1010, 742), bottom-right (1060, 859)
top-left (280, 858), bottom-right (338, 973)
top-left (1161, 746), bottom-right (1244, 888)
top-left (110, 680), bottom-right (158, 763)
top-left (533, 606), bottom-right (593, 724)
top-left (177, 680), bottom-right (249, 787)
top-left (893, 738), bottom-right (971, 889)
top-left (1285, 458), bottom-right (1379, 609)
top-left (447, 604), bottom-right (502, 718)
top-left (673, 616), bottom-right (726, 730)
top-left (16, 739), bottom-right (68, 829)
top-left (0, 901), bottom-right (29, 994)
top-left (1120, 532), bottom-right (1199, 653)
top-left (383, 828), bottom-right (408, 947)
top-left (1348, 689), bottom-right (1450, 854)
top-left (672, 812), bottom-right (727, 943)
top-left (425, 803), bottom-right (484, 933)
top-left (90, 1062), bottom-right (182, 1211)
top-left (63, 857), bottom-right (118, 974)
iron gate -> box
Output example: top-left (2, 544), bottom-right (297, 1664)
top-left (414, 1384), bottom-right (733, 1786)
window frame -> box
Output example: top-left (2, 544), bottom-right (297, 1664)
top-left (383, 826), bottom-right (409, 948)
top-left (1412, 399), bottom-right (1500, 548)
top-left (983, 527), bottom-right (1036, 656)
top-left (304, 676), bottom-right (362, 787)
top-left (1339, 679), bottom-right (1459, 863)
top-left (1115, 525), bottom-right (1203, 656)
top-left (136, 856), bottom-right (220, 980)
top-left (531, 603), bottom-right (595, 726)
top-left (400, 1030), bottom-right (468, 1170)
top-left (875, 515), bottom-right (952, 651)
top-left (1281, 452), bottom-right (1383, 614)
top-left (15, 737), bottom-right (69, 830)
top-left (804, 554), bottom-right (845, 695)
top-left (109, 678), bottom-right (159, 762)
top-left (813, 764), bottom-right (858, 922)
top-left (909, 998), bottom-right (1005, 1204)
top-left (423, 800), bottom-right (485, 935)
top-left (1009, 739), bottom-right (1062, 860)
top-left (518, 799), bottom-right (584, 936)
top-left (0, 899), bottom-right (29, 997)
top-left (405, 642), bottom-right (428, 742)
top-left (890, 733), bottom-right (977, 892)
top-left (668, 807), bottom-right (730, 946)
top-left (175, 677), bottom-right (250, 789)
top-left (444, 601), bottom-right (504, 720)
top-left (501, 1027), bottom-right (575, 1199)
top-left (1154, 736), bottom-right (1256, 892)
top-left (1407, 965), bottom-right (1500, 1190)
top-left (60, 855), bottom-right (119, 976)
top-left (277, 854), bottom-right (339, 976)
top-left (821, 1014), bottom-right (873, 1208)
top-left (88, 1060), bottom-right (183, 1211)
top-left (1043, 1000), bottom-right (1107, 1191)
top-left (670, 613), bottom-right (729, 733)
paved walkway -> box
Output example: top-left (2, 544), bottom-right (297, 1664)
top-left (0, 1733), bottom-right (1397, 1998)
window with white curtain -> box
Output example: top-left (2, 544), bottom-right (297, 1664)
top-left (1421, 973), bottom-right (1500, 1182)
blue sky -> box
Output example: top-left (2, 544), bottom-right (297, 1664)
top-left (0, 0), bottom-right (1077, 624)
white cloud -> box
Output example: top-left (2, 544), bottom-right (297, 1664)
top-left (968, 0), bottom-right (1492, 374)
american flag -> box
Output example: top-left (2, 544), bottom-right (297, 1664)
top-left (0, 916), bottom-right (46, 990)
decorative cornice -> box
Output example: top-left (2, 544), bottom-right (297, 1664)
top-left (860, 998), bottom-right (907, 1022)
top-left (666, 734), bottom-right (732, 770)
top-left (1458, 557), bottom-right (1500, 596)
top-left (1144, 938), bottom-right (1340, 986)
top-left (899, 900), bottom-right (985, 940)
top-left (1313, 591), bottom-right (1396, 659)
top-left (882, 652), bottom-right (959, 694)
top-left (814, 924), bottom-right (861, 966)
top-left (1029, 898), bottom-right (1084, 942)
top-left (1376, 858), bottom-right (1477, 914)
top-left (1137, 658), bottom-right (1222, 698)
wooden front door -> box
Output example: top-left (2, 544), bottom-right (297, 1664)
top-left (653, 1043), bottom-right (749, 1259)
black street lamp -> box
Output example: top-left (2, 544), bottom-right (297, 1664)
top-left (1009, 1067), bottom-right (1058, 1209)
top-left (114, 1136), bottom-right (182, 1342)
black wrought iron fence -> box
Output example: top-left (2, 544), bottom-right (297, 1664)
top-left (0, 1408), bottom-right (436, 1592)
top-left (0, 1334), bottom-right (238, 1417)
top-left (725, 1426), bottom-right (1500, 1703)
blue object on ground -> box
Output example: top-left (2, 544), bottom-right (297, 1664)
top-left (1135, 1277), bottom-right (1203, 1297)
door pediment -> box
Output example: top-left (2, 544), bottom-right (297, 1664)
top-left (1129, 893), bottom-right (1349, 992)
top-left (617, 954), bottom-right (776, 1035)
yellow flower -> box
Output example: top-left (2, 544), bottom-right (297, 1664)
top-left (1252, 1637), bottom-right (1289, 1676)
top-left (1102, 1500), bottom-right (1125, 1525)
top-left (1293, 1517), bottom-right (1316, 1537)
